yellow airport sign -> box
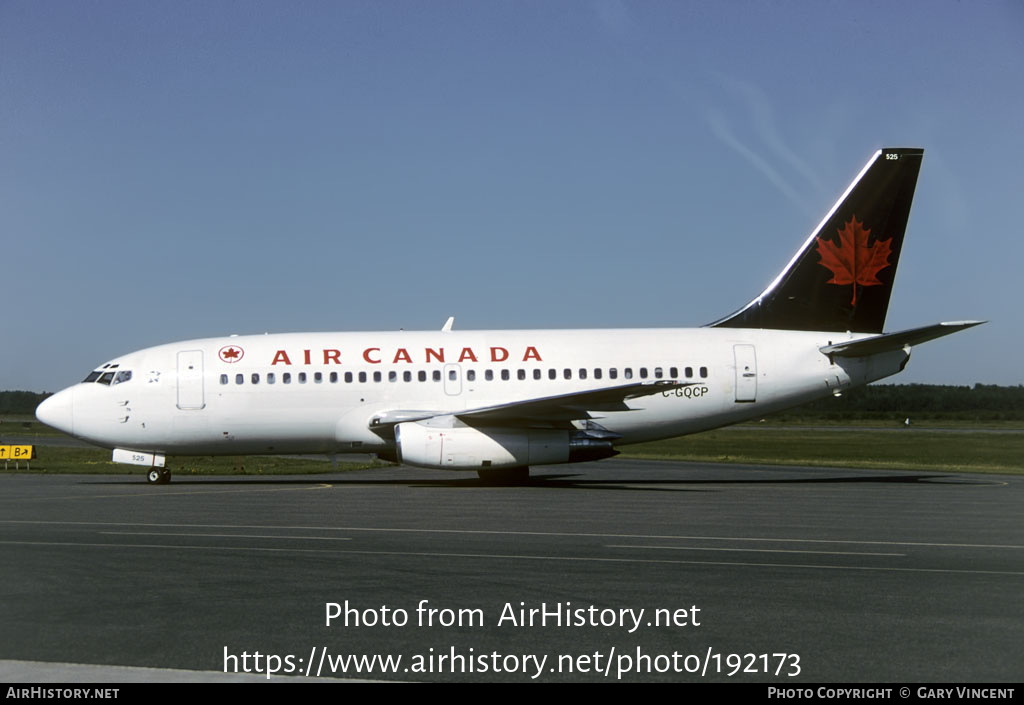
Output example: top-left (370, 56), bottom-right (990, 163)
top-left (0, 445), bottom-right (36, 460)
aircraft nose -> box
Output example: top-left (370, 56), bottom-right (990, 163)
top-left (36, 387), bottom-right (74, 435)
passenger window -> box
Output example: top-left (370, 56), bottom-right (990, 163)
top-left (373, 372), bottom-right (382, 382)
top-left (579, 368), bottom-right (587, 380)
top-left (283, 373), bottom-right (292, 384)
top-left (639, 367), bottom-right (648, 379)
top-left (685, 367), bottom-right (693, 378)
top-left (609, 368), bottom-right (618, 380)
top-left (501, 369), bottom-right (510, 381)
top-left (548, 369), bottom-right (556, 380)
top-left (533, 369), bottom-right (541, 380)
top-left (268, 373), bottom-right (276, 384)
top-left (485, 370), bottom-right (494, 381)
top-left (345, 372), bottom-right (354, 383)
top-left (235, 374), bottom-right (244, 385)
top-left (594, 368), bottom-right (602, 380)
top-left (418, 371), bottom-right (426, 382)
top-left (517, 369), bottom-right (525, 380)
top-left (358, 372), bottom-right (367, 383)
top-left (433, 370), bottom-right (441, 382)
top-left (251, 373), bottom-right (260, 384)
top-left (563, 369), bottom-right (572, 380)
top-left (654, 367), bottom-right (663, 378)
top-left (388, 371), bottom-right (397, 382)
top-left (624, 368), bottom-right (633, 379)
top-left (330, 372), bottom-right (338, 383)
top-left (700, 366), bottom-right (708, 378)
top-left (448, 370), bottom-right (457, 381)
top-left (403, 371), bottom-right (412, 382)
top-left (299, 372), bottom-right (307, 384)
top-left (220, 374), bottom-right (228, 385)
top-left (314, 372), bottom-right (322, 384)
top-left (670, 367), bottom-right (678, 378)
top-left (467, 370), bottom-right (476, 382)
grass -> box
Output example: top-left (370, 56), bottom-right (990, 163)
top-left (0, 416), bottom-right (59, 437)
top-left (735, 417), bottom-right (1024, 430)
top-left (0, 446), bottom-right (387, 476)
top-left (4, 417), bottom-right (1020, 476)
top-left (622, 427), bottom-right (1024, 474)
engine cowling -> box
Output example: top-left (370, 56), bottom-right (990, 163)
top-left (394, 422), bottom-right (617, 470)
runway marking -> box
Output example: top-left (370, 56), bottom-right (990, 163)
top-left (606, 544), bottom-right (904, 557)
top-left (99, 531), bottom-right (352, 541)
top-left (0, 484), bottom-right (334, 502)
top-left (3, 520), bottom-right (1021, 550)
top-left (1, 540), bottom-right (1022, 576)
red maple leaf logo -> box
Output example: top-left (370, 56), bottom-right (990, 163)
top-left (218, 346), bottom-right (244, 363)
top-left (815, 216), bottom-right (892, 305)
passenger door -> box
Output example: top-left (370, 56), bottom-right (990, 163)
top-left (176, 350), bottom-right (205, 409)
top-left (733, 344), bottom-right (757, 403)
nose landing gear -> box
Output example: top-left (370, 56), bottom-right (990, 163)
top-left (146, 468), bottom-right (171, 484)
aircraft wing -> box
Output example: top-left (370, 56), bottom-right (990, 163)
top-left (454, 380), bottom-right (696, 424)
top-left (369, 380), bottom-right (698, 429)
top-left (819, 321), bottom-right (985, 357)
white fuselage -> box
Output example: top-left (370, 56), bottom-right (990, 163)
top-left (43, 327), bottom-right (908, 464)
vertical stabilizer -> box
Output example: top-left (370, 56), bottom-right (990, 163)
top-left (712, 148), bottom-right (923, 333)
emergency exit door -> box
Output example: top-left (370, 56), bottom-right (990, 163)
top-left (443, 363), bottom-right (462, 396)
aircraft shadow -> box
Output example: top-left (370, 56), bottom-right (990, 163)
top-left (78, 471), bottom-right (976, 492)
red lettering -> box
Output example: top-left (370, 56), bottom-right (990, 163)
top-left (458, 347), bottom-right (478, 363)
top-left (271, 350), bottom-right (292, 366)
top-left (393, 348), bottom-right (412, 364)
top-left (523, 346), bottom-right (542, 362)
top-left (303, 349), bottom-right (311, 365)
top-left (425, 348), bottom-right (445, 363)
top-left (363, 348), bottom-right (381, 364)
top-left (490, 347), bottom-right (509, 362)
top-left (323, 349), bottom-right (341, 365)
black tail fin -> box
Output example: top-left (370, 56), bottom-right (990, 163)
top-left (711, 147), bottom-right (924, 333)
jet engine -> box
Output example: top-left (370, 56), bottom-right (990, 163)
top-left (394, 422), bottom-right (617, 470)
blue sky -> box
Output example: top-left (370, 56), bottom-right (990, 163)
top-left (2, 1), bottom-right (1021, 391)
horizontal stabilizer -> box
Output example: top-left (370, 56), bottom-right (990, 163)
top-left (819, 321), bottom-right (985, 357)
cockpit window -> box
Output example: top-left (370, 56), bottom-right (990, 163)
top-left (84, 368), bottom-right (132, 385)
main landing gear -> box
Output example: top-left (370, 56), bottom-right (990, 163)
top-left (476, 466), bottom-right (530, 485)
top-left (146, 468), bottom-right (171, 484)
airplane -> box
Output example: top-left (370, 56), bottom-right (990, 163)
top-left (36, 147), bottom-right (983, 484)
